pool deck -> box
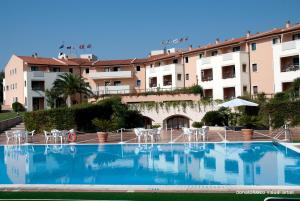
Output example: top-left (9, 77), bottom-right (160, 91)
top-left (1, 128), bottom-right (300, 145)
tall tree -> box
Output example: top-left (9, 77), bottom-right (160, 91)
top-left (0, 71), bottom-right (4, 104)
top-left (52, 73), bottom-right (93, 107)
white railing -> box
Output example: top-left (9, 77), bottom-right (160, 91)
top-left (282, 40), bottom-right (297, 51)
top-left (222, 53), bottom-right (233, 61)
top-left (201, 58), bottom-right (211, 65)
top-left (95, 85), bottom-right (131, 95)
top-left (89, 71), bottom-right (132, 79)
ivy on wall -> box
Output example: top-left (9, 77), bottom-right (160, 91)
top-left (128, 99), bottom-right (222, 114)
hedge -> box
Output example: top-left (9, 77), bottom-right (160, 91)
top-left (24, 97), bottom-right (143, 133)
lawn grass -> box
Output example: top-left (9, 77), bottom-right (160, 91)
top-left (0, 192), bottom-right (299, 201)
top-left (0, 112), bottom-right (24, 121)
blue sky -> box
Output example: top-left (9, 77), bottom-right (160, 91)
top-left (1, 0), bottom-right (300, 69)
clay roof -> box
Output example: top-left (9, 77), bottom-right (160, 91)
top-left (185, 23), bottom-right (300, 55)
top-left (18, 56), bottom-right (79, 66)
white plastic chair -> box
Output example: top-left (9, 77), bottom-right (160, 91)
top-left (44, 131), bottom-right (52, 144)
top-left (26, 130), bottom-right (35, 143)
top-left (5, 131), bottom-right (15, 144)
top-left (51, 129), bottom-right (63, 144)
top-left (182, 127), bottom-right (193, 142)
top-left (201, 126), bottom-right (209, 141)
top-left (134, 128), bottom-right (144, 143)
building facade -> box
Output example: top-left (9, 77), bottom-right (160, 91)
top-left (3, 21), bottom-right (300, 127)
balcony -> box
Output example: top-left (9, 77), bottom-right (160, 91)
top-left (149, 77), bottom-right (157, 88)
top-left (282, 40), bottom-right (297, 51)
top-left (163, 75), bottom-right (172, 86)
top-left (96, 85), bottom-right (131, 95)
top-left (31, 81), bottom-right (45, 91)
top-left (280, 55), bottom-right (299, 72)
top-left (222, 65), bottom-right (236, 79)
top-left (223, 87), bottom-right (235, 99)
top-left (201, 69), bottom-right (213, 82)
top-left (89, 71), bottom-right (132, 79)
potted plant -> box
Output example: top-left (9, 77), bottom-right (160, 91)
top-left (92, 118), bottom-right (117, 143)
top-left (239, 115), bottom-right (261, 141)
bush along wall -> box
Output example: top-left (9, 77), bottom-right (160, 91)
top-left (24, 96), bottom-right (144, 133)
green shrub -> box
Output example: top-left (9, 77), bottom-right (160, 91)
top-left (12, 102), bottom-right (25, 112)
top-left (151, 124), bottom-right (161, 129)
top-left (24, 96), bottom-right (144, 133)
top-left (192, 121), bottom-right (203, 128)
top-left (92, 118), bottom-right (117, 132)
top-left (202, 110), bottom-right (227, 126)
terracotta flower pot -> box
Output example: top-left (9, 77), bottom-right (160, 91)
top-left (241, 129), bottom-right (253, 141)
top-left (97, 132), bottom-right (108, 143)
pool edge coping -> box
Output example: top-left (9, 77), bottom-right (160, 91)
top-left (0, 184), bottom-right (300, 193)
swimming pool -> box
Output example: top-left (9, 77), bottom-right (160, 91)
top-left (0, 142), bottom-right (300, 186)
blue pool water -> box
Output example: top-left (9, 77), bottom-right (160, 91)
top-left (0, 142), bottom-right (300, 186)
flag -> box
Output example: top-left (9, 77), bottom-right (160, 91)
top-left (87, 44), bottom-right (92, 48)
top-left (66, 46), bottom-right (72, 49)
top-left (59, 44), bottom-right (64, 49)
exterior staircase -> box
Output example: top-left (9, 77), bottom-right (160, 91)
top-left (7, 122), bottom-right (25, 132)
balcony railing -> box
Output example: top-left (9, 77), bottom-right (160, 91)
top-left (281, 64), bottom-right (300, 72)
top-left (94, 85), bottom-right (131, 95)
top-left (201, 76), bottom-right (213, 82)
top-left (222, 73), bottom-right (236, 79)
top-left (32, 87), bottom-right (45, 91)
top-left (89, 71), bottom-right (132, 79)
top-left (163, 81), bottom-right (172, 86)
top-left (282, 41), bottom-right (297, 51)
top-left (149, 83), bottom-right (157, 88)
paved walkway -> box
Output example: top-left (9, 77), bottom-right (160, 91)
top-left (1, 128), bottom-right (299, 145)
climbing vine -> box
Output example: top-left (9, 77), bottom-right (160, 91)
top-left (128, 99), bottom-right (221, 114)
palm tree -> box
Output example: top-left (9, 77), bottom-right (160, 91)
top-left (53, 73), bottom-right (93, 107)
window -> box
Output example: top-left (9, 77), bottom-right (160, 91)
top-left (253, 86), bottom-right (258, 94)
top-left (211, 50), bottom-right (218, 56)
top-left (104, 81), bottom-right (110, 86)
top-left (113, 67), bottom-right (120, 71)
top-left (31, 66), bottom-right (39, 71)
top-left (177, 74), bottom-right (182, 81)
top-left (104, 67), bottom-right (110, 72)
top-left (85, 68), bottom-right (89, 74)
top-left (25, 97), bottom-right (27, 106)
top-left (242, 64), bottom-right (247, 72)
top-left (251, 43), bottom-right (256, 51)
top-left (113, 81), bottom-right (121, 86)
top-left (136, 66), bottom-right (141, 71)
top-left (136, 80), bottom-right (141, 87)
top-left (150, 64), bottom-right (153, 68)
top-left (6, 86), bottom-right (8, 91)
top-left (69, 68), bottom-right (73, 73)
top-left (292, 33), bottom-right (300, 40)
top-left (24, 81), bottom-right (26, 87)
top-left (243, 86), bottom-right (247, 93)
top-left (157, 62), bottom-right (161, 66)
top-left (232, 46), bottom-right (241, 52)
top-left (273, 37), bottom-right (280, 44)
top-left (50, 67), bottom-right (60, 72)
top-left (185, 74), bottom-right (189, 80)
top-left (173, 59), bottom-right (178, 64)
top-left (185, 57), bottom-right (189, 63)
top-left (252, 64), bottom-right (258, 72)
top-left (199, 54), bottom-right (203, 59)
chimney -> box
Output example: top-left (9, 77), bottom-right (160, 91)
top-left (188, 45), bottom-right (193, 51)
top-left (285, 20), bottom-right (291, 28)
top-left (215, 38), bottom-right (220, 44)
top-left (246, 30), bottom-right (251, 38)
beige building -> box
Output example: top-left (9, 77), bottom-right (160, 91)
top-left (3, 21), bottom-right (300, 127)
